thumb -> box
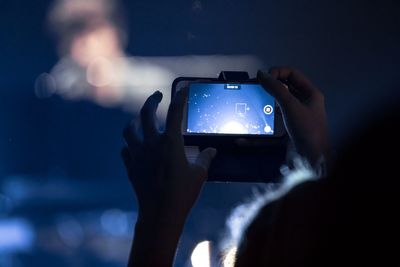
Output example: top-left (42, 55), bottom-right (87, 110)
top-left (195, 147), bottom-right (217, 171)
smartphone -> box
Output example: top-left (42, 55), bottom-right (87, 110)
top-left (172, 78), bottom-right (286, 142)
top-left (172, 76), bottom-right (287, 182)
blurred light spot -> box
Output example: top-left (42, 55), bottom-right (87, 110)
top-left (191, 240), bottom-right (211, 267)
top-left (56, 216), bottom-right (84, 248)
top-left (100, 209), bottom-right (129, 236)
top-left (264, 124), bottom-right (272, 133)
top-left (222, 246), bottom-right (237, 267)
top-left (34, 73), bottom-right (57, 98)
top-left (220, 121), bottom-right (248, 134)
top-left (0, 219), bottom-right (35, 252)
top-left (86, 57), bottom-right (114, 87)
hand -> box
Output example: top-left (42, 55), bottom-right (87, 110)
top-left (122, 89), bottom-right (217, 225)
top-left (257, 67), bottom-right (331, 166)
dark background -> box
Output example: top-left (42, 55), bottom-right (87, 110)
top-left (1, 0), bottom-right (399, 266)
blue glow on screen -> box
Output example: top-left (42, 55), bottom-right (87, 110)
top-left (187, 83), bottom-right (275, 135)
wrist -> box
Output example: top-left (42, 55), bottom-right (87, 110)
top-left (129, 214), bottom-right (186, 267)
top-left (136, 205), bottom-right (190, 226)
top-left (136, 212), bottom-right (186, 231)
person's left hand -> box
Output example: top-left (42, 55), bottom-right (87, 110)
top-left (122, 89), bottom-right (217, 225)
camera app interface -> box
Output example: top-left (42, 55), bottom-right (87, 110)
top-left (187, 83), bottom-right (275, 135)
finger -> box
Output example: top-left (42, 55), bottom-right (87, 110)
top-left (269, 67), bottom-right (319, 97)
top-left (257, 70), bottom-right (296, 109)
top-left (194, 147), bottom-right (217, 171)
top-left (140, 91), bottom-right (163, 140)
top-left (165, 88), bottom-right (188, 137)
top-left (123, 121), bottom-right (141, 149)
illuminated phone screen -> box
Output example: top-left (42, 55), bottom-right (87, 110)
top-left (186, 83), bottom-right (275, 135)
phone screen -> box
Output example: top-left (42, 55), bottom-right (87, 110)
top-left (186, 82), bottom-right (275, 135)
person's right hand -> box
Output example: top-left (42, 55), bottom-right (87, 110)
top-left (257, 67), bottom-right (331, 166)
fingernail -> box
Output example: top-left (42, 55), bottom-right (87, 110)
top-left (153, 90), bottom-right (163, 101)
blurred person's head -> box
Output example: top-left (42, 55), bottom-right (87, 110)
top-left (45, 0), bottom-right (130, 106)
top-left (47, 0), bottom-right (127, 66)
top-left (232, 103), bottom-right (400, 266)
